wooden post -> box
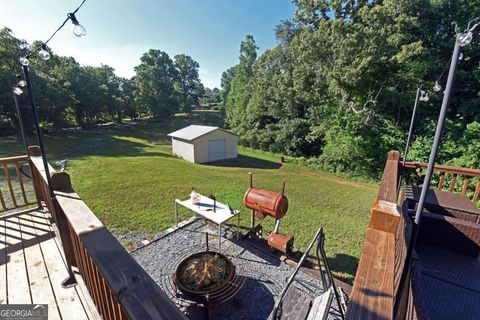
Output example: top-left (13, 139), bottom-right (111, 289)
top-left (281, 180), bottom-right (286, 196)
top-left (27, 146), bottom-right (43, 207)
top-left (249, 172), bottom-right (253, 188)
top-left (462, 178), bottom-right (470, 195)
top-left (51, 171), bottom-right (78, 288)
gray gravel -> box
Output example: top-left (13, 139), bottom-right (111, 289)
top-left (132, 218), bottom-right (343, 320)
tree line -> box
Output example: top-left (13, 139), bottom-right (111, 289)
top-left (221, 0), bottom-right (480, 177)
top-left (0, 27), bottom-right (211, 133)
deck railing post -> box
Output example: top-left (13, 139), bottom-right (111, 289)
top-left (28, 146), bottom-right (44, 208)
top-left (51, 171), bottom-right (78, 288)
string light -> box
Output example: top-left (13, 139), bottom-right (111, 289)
top-left (458, 31), bottom-right (473, 46)
top-left (19, 57), bottom-right (29, 66)
top-left (38, 44), bottom-right (50, 60)
top-left (68, 13), bottom-right (87, 37)
top-left (17, 75), bottom-right (26, 87)
top-left (14, 0), bottom-right (87, 96)
top-left (347, 86), bottom-right (383, 114)
top-left (13, 87), bottom-right (23, 96)
top-left (419, 90), bottom-right (430, 102)
top-left (433, 81), bottom-right (441, 92)
top-left (456, 18), bottom-right (479, 47)
top-left (20, 0), bottom-right (87, 63)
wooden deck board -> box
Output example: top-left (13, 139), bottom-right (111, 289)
top-left (32, 209), bottom-right (99, 320)
top-left (1, 209), bottom-right (92, 319)
top-left (28, 210), bottom-right (90, 320)
top-left (20, 212), bottom-right (62, 320)
top-left (4, 215), bottom-right (32, 304)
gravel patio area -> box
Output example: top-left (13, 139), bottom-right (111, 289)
top-left (132, 218), bottom-right (342, 320)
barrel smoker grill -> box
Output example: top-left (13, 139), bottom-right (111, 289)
top-left (243, 173), bottom-right (294, 253)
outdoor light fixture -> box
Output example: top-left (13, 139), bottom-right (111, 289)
top-left (19, 57), bottom-right (29, 66)
top-left (68, 12), bottom-right (87, 37)
top-left (17, 75), bottom-right (26, 87)
top-left (419, 90), bottom-right (430, 102)
top-left (433, 81), bottom-right (441, 92)
top-left (413, 17), bottom-right (480, 228)
top-left (458, 31), bottom-right (473, 46)
top-left (38, 44), bottom-right (51, 60)
top-left (13, 87), bottom-right (23, 96)
top-left (456, 18), bottom-right (479, 46)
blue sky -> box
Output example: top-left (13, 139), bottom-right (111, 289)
top-left (1, 0), bottom-right (296, 88)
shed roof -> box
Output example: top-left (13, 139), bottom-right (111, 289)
top-left (167, 125), bottom-right (237, 141)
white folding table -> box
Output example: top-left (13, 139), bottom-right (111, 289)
top-left (175, 194), bottom-right (240, 252)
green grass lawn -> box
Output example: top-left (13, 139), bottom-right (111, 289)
top-left (0, 110), bottom-right (377, 283)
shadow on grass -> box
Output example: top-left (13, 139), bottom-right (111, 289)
top-left (289, 251), bottom-right (359, 285)
top-left (206, 155), bottom-right (282, 170)
top-left (2, 110), bottom-right (225, 160)
top-left (329, 253), bottom-right (359, 285)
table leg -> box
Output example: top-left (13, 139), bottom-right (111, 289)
top-left (237, 213), bottom-right (240, 240)
top-left (218, 223), bottom-right (222, 252)
top-left (175, 202), bottom-right (178, 226)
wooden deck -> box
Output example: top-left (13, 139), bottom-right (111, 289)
top-left (0, 209), bottom-right (96, 319)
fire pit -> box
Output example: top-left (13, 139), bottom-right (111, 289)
top-left (175, 251), bottom-right (235, 296)
top-left (174, 251), bottom-right (240, 317)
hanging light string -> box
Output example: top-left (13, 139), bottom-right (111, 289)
top-left (21, 0), bottom-right (87, 62)
top-left (348, 85), bottom-right (383, 114)
top-left (13, 0), bottom-right (87, 93)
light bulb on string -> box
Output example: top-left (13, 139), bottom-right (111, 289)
top-left (19, 57), bottom-right (29, 66)
top-left (13, 87), bottom-right (23, 96)
top-left (459, 52), bottom-right (464, 61)
top-left (457, 31), bottom-right (473, 46)
top-left (68, 13), bottom-right (87, 37)
top-left (433, 81), bottom-right (441, 92)
top-left (419, 90), bottom-right (430, 102)
top-left (16, 75), bottom-right (26, 87)
top-left (38, 44), bottom-right (50, 60)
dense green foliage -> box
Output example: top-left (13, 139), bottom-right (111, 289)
top-left (222, 0), bottom-right (480, 177)
top-left (0, 28), bottom-right (210, 134)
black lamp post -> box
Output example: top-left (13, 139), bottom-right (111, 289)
top-left (21, 64), bottom-right (56, 199)
top-left (14, 0), bottom-right (88, 288)
top-left (413, 20), bottom-right (479, 227)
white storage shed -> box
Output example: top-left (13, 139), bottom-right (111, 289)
top-left (168, 125), bottom-right (239, 163)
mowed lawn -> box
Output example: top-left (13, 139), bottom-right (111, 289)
top-left (0, 111), bottom-right (377, 283)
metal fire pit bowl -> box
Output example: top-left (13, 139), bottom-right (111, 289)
top-left (175, 251), bottom-right (236, 297)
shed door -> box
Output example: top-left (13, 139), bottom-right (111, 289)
top-left (208, 139), bottom-right (226, 162)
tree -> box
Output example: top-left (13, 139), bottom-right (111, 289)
top-left (134, 49), bottom-right (178, 119)
top-left (200, 87), bottom-right (221, 105)
top-left (225, 35), bottom-right (258, 128)
top-left (220, 0), bottom-right (480, 177)
top-left (220, 66), bottom-right (237, 104)
top-left (0, 28), bottom-right (28, 133)
top-left (173, 54), bottom-right (203, 113)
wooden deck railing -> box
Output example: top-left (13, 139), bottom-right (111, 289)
top-left (346, 151), bottom-right (413, 320)
top-left (0, 155), bottom-right (36, 212)
top-left (403, 161), bottom-right (480, 204)
top-left (27, 146), bottom-right (186, 320)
